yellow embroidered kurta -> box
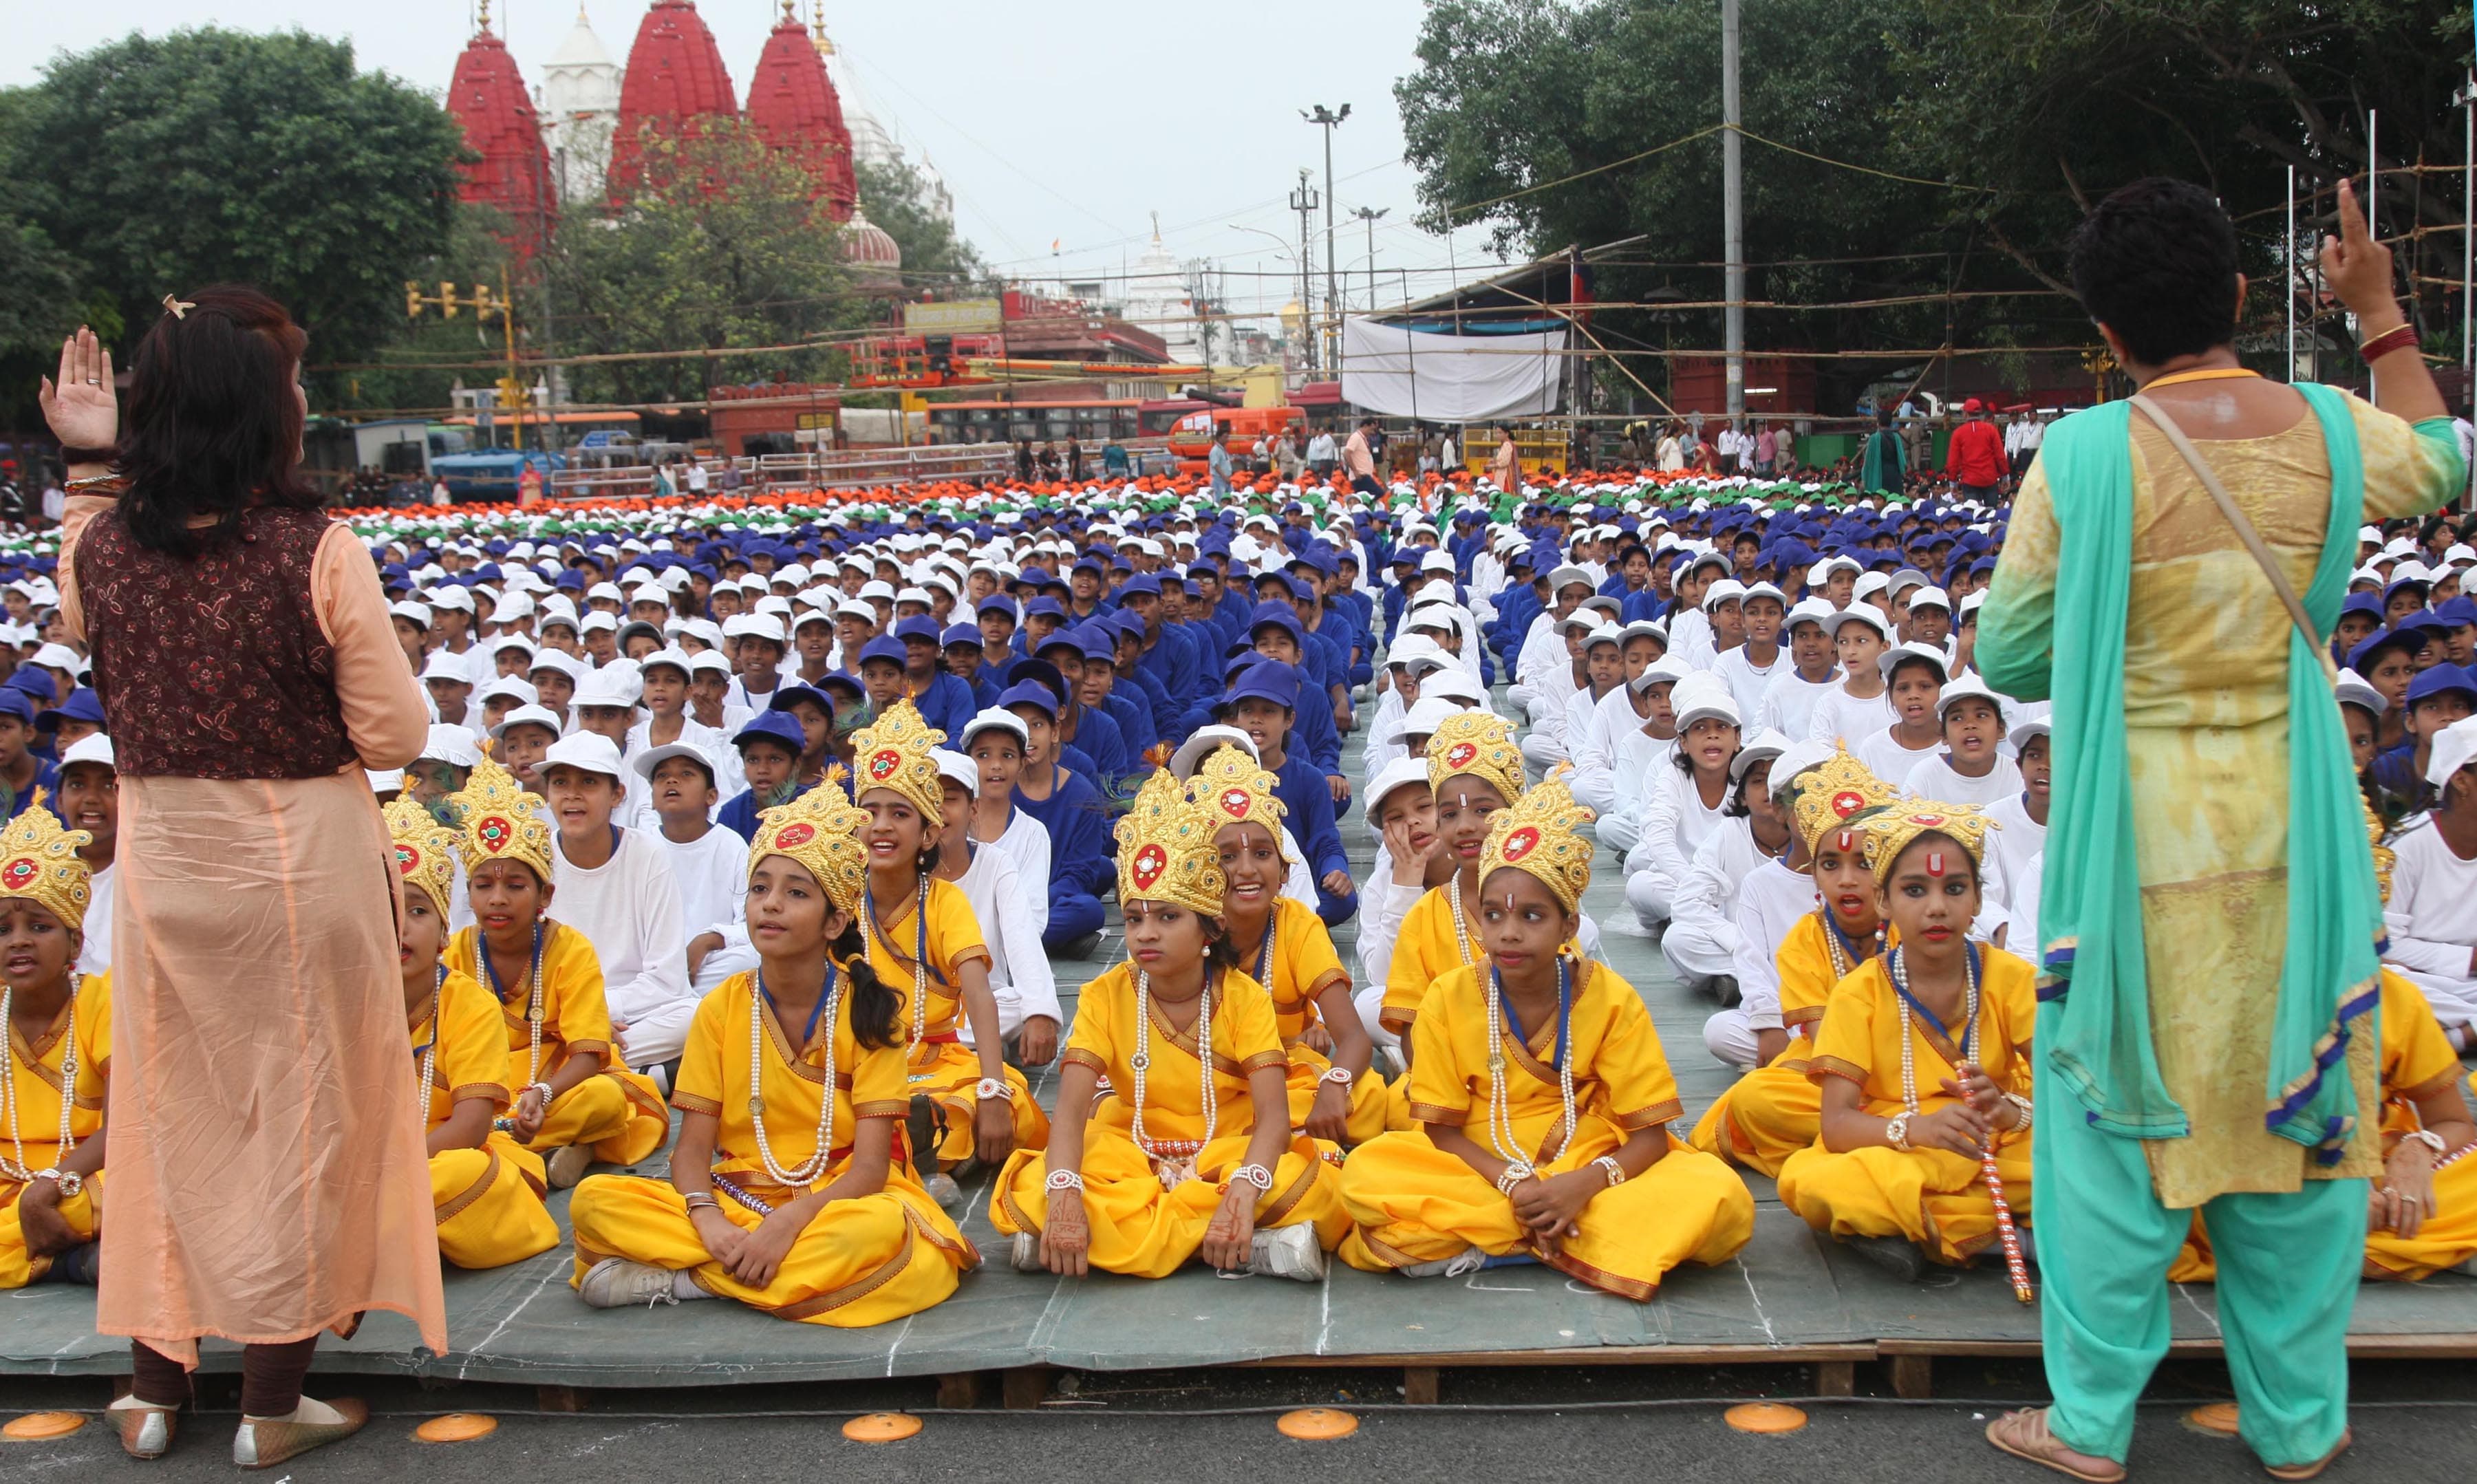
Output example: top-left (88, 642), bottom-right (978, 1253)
top-left (1241, 896), bottom-right (1397, 1144)
top-left (445, 923), bottom-right (669, 1167)
top-left (1339, 962), bottom-right (1755, 1298)
top-left (1777, 947), bottom-right (2037, 1264)
top-left (418, 968), bottom-right (559, 1270)
top-left (1995, 400), bottom-right (2459, 1205)
top-left (569, 971), bottom-right (977, 1326)
top-left (1380, 884), bottom-right (1486, 1035)
top-left (2174, 971), bottom-right (2477, 1283)
top-left (0, 974), bottom-right (109, 1288)
top-left (866, 878), bottom-right (1047, 1161)
top-left (1690, 912), bottom-right (1876, 1175)
top-left (991, 964), bottom-right (1347, 1277)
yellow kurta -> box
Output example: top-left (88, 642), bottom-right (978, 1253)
top-left (991, 963), bottom-right (1347, 1277)
top-left (570, 971), bottom-right (977, 1326)
top-left (446, 922), bottom-right (669, 1166)
top-left (416, 967), bottom-right (559, 1270)
top-left (2174, 971), bottom-right (2477, 1283)
top-left (1379, 883), bottom-right (1487, 1035)
top-left (0, 974), bottom-right (109, 1288)
top-left (1691, 912), bottom-right (1880, 1176)
top-left (1994, 399), bottom-right (2458, 1204)
top-left (865, 878), bottom-right (1047, 1161)
top-left (1239, 896), bottom-right (1396, 1144)
top-left (1777, 947), bottom-right (2037, 1264)
top-left (1340, 960), bottom-right (1755, 1298)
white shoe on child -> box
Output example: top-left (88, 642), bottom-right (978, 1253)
top-left (1247, 1223), bottom-right (1327, 1282)
top-left (1397, 1245), bottom-right (1488, 1279)
top-left (577, 1257), bottom-right (680, 1309)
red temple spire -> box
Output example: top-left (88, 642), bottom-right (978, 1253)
top-left (608, 0), bottom-right (740, 204)
top-left (744, 1), bottom-right (858, 220)
top-left (444, 0), bottom-right (555, 259)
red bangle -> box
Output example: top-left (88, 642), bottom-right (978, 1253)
top-left (2360, 323), bottom-right (2420, 364)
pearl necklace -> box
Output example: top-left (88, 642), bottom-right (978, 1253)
top-left (1819, 909), bottom-right (1886, 981)
top-left (749, 965), bottom-right (841, 1187)
top-left (870, 880), bottom-right (932, 1048)
top-left (1446, 874), bottom-right (1479, 968)
top-left (1483, 956), bottom-right (1576, 1183)
top-left (0, 981), bottom-right (78, 1183)
top-left (1887, 944), bottom-right (2034, 1303)
top-left (1130, 967), bottom-right (1214, 1187)
top-left (411, 965), bottom-right (444, 1115)
top-left (480, 923), bottom-right (548, 1088)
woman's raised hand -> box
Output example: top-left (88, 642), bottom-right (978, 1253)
top-left (2320, 178), bottom-right (2400, 327)
top-left (38, 327), bottom-right (119, 452)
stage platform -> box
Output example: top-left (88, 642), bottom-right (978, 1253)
top-left (8, 722), bottom-right (2476, 1403)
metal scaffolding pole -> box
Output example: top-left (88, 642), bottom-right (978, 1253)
top-left (1722, 0), bottom-right (1745, 420)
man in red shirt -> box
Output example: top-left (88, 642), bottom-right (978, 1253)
top-left (1942, 397), bottom-right (2010, 496)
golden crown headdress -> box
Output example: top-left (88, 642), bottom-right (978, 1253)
top-left (1426, 709), bottom-right (1525, 806)
top-left (749, 767), bottom-right (872, 918)
top-left (846, 695), bottom-right (947, 824)
top-left (0, 791), bottom-right (92, 934)
top-left (1478, 773), bottom-right (1598, 914)
top-left (1789, 745), bottom-right (1900, 855)
top-left (446, 755), bottom-right (557, 882)
top-left (1186, 744), bottom-right (1285, 839)
top-left (1859, 799), bottom-right (1996, 884)
top-left (383, 795), bottom-right (458, 914)
top-left (1114, 767), bottom-right (1227, 917)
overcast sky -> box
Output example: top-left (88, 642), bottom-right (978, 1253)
top-left (10, 1), bottom-right (1518, 321)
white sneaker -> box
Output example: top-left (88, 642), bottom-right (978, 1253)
top-left (1397, 1244), bottom-right (1488, 1279)
top-left (546, 1143), bottom-right (594, 1190)
top-left (1247, 1223), bottom-right (1327, 1282)
top-left (926, 1172), bottom-right (965, 1209)
top-left (576, 1257), bottom-right (679, 1309)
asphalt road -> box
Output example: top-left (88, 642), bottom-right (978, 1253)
top-left (8, 1357), bottom-right (2474, 1482)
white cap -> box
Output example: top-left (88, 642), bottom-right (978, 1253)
top-left (1419, 550), bottom-right (1458, 574)
top-left (1852, 571), bottom-right (1892, 603)
top-left (388, 601), bottom-right (433, 628)
top-left (934, 751), bottom-right (980, 797)
top-left (1386, 695), bottom-right (1469, 746)
top-left (687, 651), bottom-right (733, 678)
top-left (1618, 618), bottom-right (1670, 647)
top-left (1935, 674), bottom-right (2006, 721)
top-left (418, 723), bottom-right (482, 769)
top-left (1740, 581), bottom-right (1787, 607)
top-left (2008, 715), bottom-right (2052, 749)
top-left (367, 768), bottom-right (403, 794)
top-left (633, 741), bottom-right (716, 783)
top-left (1770, 738), bottom-right (1837, 794)
top-left (541, 731), bottom-right (627, 779)
top-left (1385, 635), bottom-right (1446, 672)
top-left (1581, 621), bottom-right (1624, 651)
top-left (417, 650), bottom-right (473, 685)
top-left (2427, 714), bottom-right (2477, 790)
top-left (1170, 724), bottom-right (1258, 781)
top-left (427, 585), bottom-right (475, 613)
top-left (1545, 563), bottom-right (1596, 592)
top-left (1909, 585), bottom-right (1954, 613)
top-left (1784, 596), bottom-right (1836, 632)
top-left (491, 633), bottom-right (538, 660)
top-left (1556, 609), bottom-right (1601, 634)
top-left (477, 676), bottom-right (538, 707)
top-left (2335, 667), bottom-right (2388, 716)
top-left (1702, 578), bottom-right (1748, 612)
top-left (1826, 603), bottom-right (1892, 641)
top-left (59, 733), bottom-right (114, 771)
top-left (1878, 638), bottom-right (1951, 681)
top-left (490, 704), bottom-right (566, 740)
top-left (1365, 754), bottom-right (1433, 820)
top-left (572, 666), bottom-right (641, 712)
top-left (723, 614), bottom-right (786, 645)
top-left (1730, 726), bottom-right (1792, 782)
top-left (1670, 671), bottom-right (1741, 732)
top-left (1422, 669), bottom-right (1488, 708)
top-left (1630, 654), bottom-right (1692, 695)
top-left (528, 648), bottom-right (585, 682)
top-left (958, 708), bottom-right (1030, 751)
top-left (638, 647), bottom-right (694, 678)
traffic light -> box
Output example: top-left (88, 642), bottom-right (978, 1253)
top-left (495, 375), bottom-right (529, 409)
top-left (405, 280), bottom-right (423, 320)
top-left (440, 282), bottom-right (459, 319)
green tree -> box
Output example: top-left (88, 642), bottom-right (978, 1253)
top-left (5, 28), bottom-right (464, 371)
top-left (857, 157), bottom-right (991, 293)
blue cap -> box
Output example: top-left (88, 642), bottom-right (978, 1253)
top-left (815, 669), bottom-right (866, 696)
top-left (3, 669), bottom-right (54, 703)
top-left (2346, 627), bottom-right (2428, 671)
top-left (1252, 570), bottom-right (1303, 601)
top-left (2436, 594), bottom-right (2477, 627)
top-left (893, 614), bottom-right (943, 644)
top-left (941, 623), bottom-right (984, 649)
top-left (1033, 625), bottom-right (1085, 658)
top-left (1076, 627), bottom-right (1117, 663)
top-left (858, 636), bottom-right (909, 669)
top-left (975, 594), bottom-right (1018, 620)
top-left (771, 683), bottom-right (833, 716)
top-left (1025, 596), bottom-right (1068, 621)
top-left (733, 711), bottom-right (807, 755)
top-left (996, 680), bottom-right (1061, 720)
top-left (2406, 663), bottom-right (2476, 707)
top-left (1117, 573), bottom-right (1162, 599)
top-left (1246, 600), bottom-right (1305, 646)
top-left (35, 687), bottom-right (105, 734)
top-left (1216, 658), bottom-right (1300, 713)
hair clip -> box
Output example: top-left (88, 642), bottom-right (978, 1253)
top-left (161, 294), bottom-right (195, 320)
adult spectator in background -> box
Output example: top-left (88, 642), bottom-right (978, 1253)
top-left (1976, 178), bottom-right (2466, 1483)
top-left (1861, 409), bottom-right (1905, 494)
top-left (1208, 429), bottom-right (1235, 498)
top-left (1343, 418), bottom-right (1384, 497)
top-left (41, 292), bottom-right (438, 1465)
top-left (1306, 424), bottom-right (1339, 480)
top-left (1490, 424), bottom-right (1521, 499)
top-left (1943, 396), bottom-right (2010, 497)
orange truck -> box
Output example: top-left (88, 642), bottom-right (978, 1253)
top-left (1168, 405), bottom-right (1305, 478)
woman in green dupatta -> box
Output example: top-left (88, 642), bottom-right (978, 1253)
top-left (1861, 409), bottom-right (1905, 495)
top-left (1975, 178), bottom-right (2466, 1483)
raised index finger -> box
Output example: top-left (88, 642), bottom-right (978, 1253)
top-left (2336, 176), bottom-right (2370, 251)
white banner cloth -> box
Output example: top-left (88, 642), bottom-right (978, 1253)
top-left (1338, 318), bottom-right (1567, 422)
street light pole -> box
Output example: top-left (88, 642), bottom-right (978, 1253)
top-left (1353, 206), bottom-right (1388, 314)
top-left (1303, 103), bottom-right (1351, 374)
top-left (1290, 169), bottom-right (1321, 374)
top-left (1722, 0), bottom-right (1745, 421)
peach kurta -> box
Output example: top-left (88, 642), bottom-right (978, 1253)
top-left (63, 495), bottom-right (442, 1364)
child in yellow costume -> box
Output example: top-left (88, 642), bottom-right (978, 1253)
top-left (570, 782), bottom-right (978, 1321)
top-left (1691, 747), bottom-right (1898, 1176)
top-left (385, 799), bottom-right (560, 1269)
top-left (992, 769), bottom-right (1347, 1282)
top-left (0, 796), bottom-right (108, 1288)
top-left (848, 699), bottom-right (1044, 1187)
top-left (1340, 777), bottom-right (1756, 1295)
top-left (1190, 744), bottom-right (1393, 1146)
top-left (1380, 711), bottom-right (1527, 1044)
top-left (442, 758), bottom-right (669, 1187)
top-left (1777, 801), bottom-right (2037, 1279)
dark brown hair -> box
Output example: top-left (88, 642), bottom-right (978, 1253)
top-left (116, 285), bottom-right (321, 556)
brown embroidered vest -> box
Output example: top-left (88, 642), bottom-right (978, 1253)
top-left (74, 504), bottom-right (358, 779)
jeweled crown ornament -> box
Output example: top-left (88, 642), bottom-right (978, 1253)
top-left (1789, 744), bottom-right (1900, 855)
top-left (1114, 768), bottom-right (1227, 916)
top-left (0, 790), bottom-right (91, 933)
top-left (1477, 773), bottom-right (1596, 913)
top-left (1186, 743), bottom-right (1284, 837)
top-left (383, 795), bottom-right (459, 914)
top-left (749, 766), bottom-right (873, 917)
top-left (446, 755), bottom-right (557, 881)
top-left (846, 695), bottom-right (947, 822)
top-left (1425, 708), bottom-right (1525, 804)
top-left (1859, 800), bottom-right (1995, 883)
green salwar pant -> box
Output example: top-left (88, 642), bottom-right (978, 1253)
top-left (2035, 1024), bottom-right (2366, 1469)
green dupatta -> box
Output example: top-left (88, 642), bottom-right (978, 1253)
top-left (1984, 383), bottom-right (2380, 1160)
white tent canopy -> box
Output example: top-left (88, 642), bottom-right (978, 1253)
top-left (1337, 318), bottom-right (1569, 423)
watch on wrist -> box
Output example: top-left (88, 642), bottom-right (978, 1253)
top-left (976, 1076), bottom-right (1014, 1101)
top-left (36, 1168), bottom-right (81, 1198)
top-left (1884, 1113), bottom-right (1913, 1152)
top-left (2401, 1128), bottom-right (2447, 1156)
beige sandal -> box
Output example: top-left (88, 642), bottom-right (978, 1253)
top-left (1986, 1408), bottom-right (2127, 1484)
top-left (108, 1402), bottom-right (178, 1461)
top-left (2264, 1428), bottom-right (2352, 1481)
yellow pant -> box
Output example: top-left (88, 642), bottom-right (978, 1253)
top-left (431, 1137), bottom-right (559, 1271)
top-left (1336, 1128), bottom-right (1754, 1300)
top-left (1688, 1063), bottom-right (1822, 1178)
top-left (991, 1126), bottom-right (1348, 1280)
top-left (1777, 1133), bottom-right (2032, 1265)
top-left (908, 1040), bottom-right (1051, 1165)
top-left (569, 1170), bottom-right (975, 1326)
top-left (2171, 1152), bottom-right (2477, 1283)
top-left (528, 1070), bottom-right (671, 1167)
top-left (1282, 1044), bottom-right (1406, 1147)
top-left (0, 1174), bottom-right (101, 1288)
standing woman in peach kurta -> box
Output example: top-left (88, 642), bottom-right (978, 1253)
top-left (39, 291), bottom-right (441, 1469)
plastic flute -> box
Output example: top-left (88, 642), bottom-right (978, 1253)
top-left (1963, 1061), bottom-right (2035, 1304)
